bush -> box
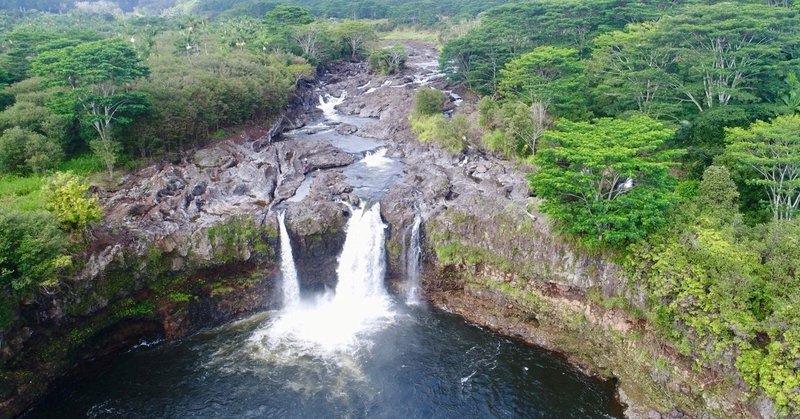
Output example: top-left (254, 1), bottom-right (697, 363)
top-left (42, 172), bottom-right (102, 232)
top-left (0, 126), bottom-right (32, 174)
top-left (410, 113), bottom-right (468, 154)
top-left (369, 44), bottom-right (407, 75)
top-left (25, 133), bottom-right (64, 173)
top-left (0, 209), bottom-right (70, 291)
top-left (412, 87), bottom-right (446, 117)
top-left (482, 129), bottom-right (516, 158)
top-left (0, 126), bottom-right (63, 174)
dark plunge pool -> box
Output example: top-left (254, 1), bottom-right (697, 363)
top-left (24, 303), bottom-right (623, 418)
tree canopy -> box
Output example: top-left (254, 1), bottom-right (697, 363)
top-left (725, 115), bottom-right (800, 220)
top-left (498, 46), bottom-right (587, 120)
top-left (530, 116), bottom-right (679, 248)
top-left (33, 39), bottom-right (149, 178)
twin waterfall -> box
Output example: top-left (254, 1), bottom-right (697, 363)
top-left (277, 204), bottom-right (422, 313)
top-left (259, 203), bottom-right (421, 354)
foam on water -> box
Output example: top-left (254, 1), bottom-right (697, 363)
top-left (361, 148), bottom-right (393, 169)
top-left (316, 92), bottom-right (346, 121)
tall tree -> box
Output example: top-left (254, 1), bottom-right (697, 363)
top-left (292, 22), bottom-right (333, 63)
top-left (33, 39), bottom-right (148, 179)
top-left (498, 46), bottom-right (588, 119)
top-left (589, 22), bottom-right (679, 118)
top-left (530, 115), bottom-right (679, 248)
top-left (726, 115), bottom-right (800, 220)
top-left (264, 5), bottom-right (314, 26)
top-left (655, 3), bottom-right (798, 112)
top-left (334, 20), bottom-right (376, 61)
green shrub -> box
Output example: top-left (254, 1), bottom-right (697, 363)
top-left (0, 126), bottom-right (64, 174)
top-left (412, 87), bottom-right (446, 117)
top-left (0, 126), bottom-right (33, 174)
top-left (25, 132), bottom-right (64, 173)
top-left (409, 113), bottom-right (468, 154)
top-left (482, 129), bottom-right (516, 158)
top-left (0, 209), bottom-right (70, 291)
top-left (42, 172), bottom-right (102, 232)
top-left (369, 44), bottom-right (407, 74)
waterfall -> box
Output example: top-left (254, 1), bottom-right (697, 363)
top-left (405, 214), bottom-right (423, 305)
top-left (333, 203), bottom-right (389, 306)
top-left (277, 211), bottom-right (301, 308)
top-left (254, 203), bottom-right (394, 353)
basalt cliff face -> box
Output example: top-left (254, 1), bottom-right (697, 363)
top-left (0, 42), bottom-right (766, 418)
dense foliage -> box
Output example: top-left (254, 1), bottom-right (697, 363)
top-left (0, 5), bottom-right (374, 337)
top-left (431, 0), bottom-right (800, 412)
top-left (530, 116), bottom-right (679, 248)
top-left (190, 0), bottom-right (517, 26)
top-left (725, 115), bottom-right (800, 221)
top-left (409, 88), bottom-right (468, 153)
top-left (42, 172), bottom-right (102, 232)
top-left (0, 209), bottom-right (71, 292)
top-left (1, 0), bottom-right (519, 28)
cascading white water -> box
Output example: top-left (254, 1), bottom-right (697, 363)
top-left (251, 203), bottom-right (394, 354)
top-left (316, 92), bottom-right (346, 121)
top-left (361, 148), bottom-right (392, 168)
top-left (277, 211), bottom-right (301, 308)
top-left (333, 203), bottom-right (389, 306)
top-left (405, 214), bottom-right (423, 305)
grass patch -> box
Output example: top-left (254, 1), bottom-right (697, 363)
top-left (380, 28), bottom-right (439, 43)
top-left (0, 174), bottom-right (46, 197)
top-left (0, 174), bottom-right (46, 211)
top-left (0, 155), bottom-right (103, 212)
top-left (57, 154), bottom-right (104, 175)
top-left (168, 292), bottom-right (192, 303)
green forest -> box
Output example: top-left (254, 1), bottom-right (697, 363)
top-left (1, 0), bottom-right (799, 415)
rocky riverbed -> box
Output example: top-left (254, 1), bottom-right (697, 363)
top-left (1, 41), bottom-right (765, 418)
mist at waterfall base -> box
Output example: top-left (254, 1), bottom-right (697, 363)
top-left (25, 205), bottom-right (623, 418)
